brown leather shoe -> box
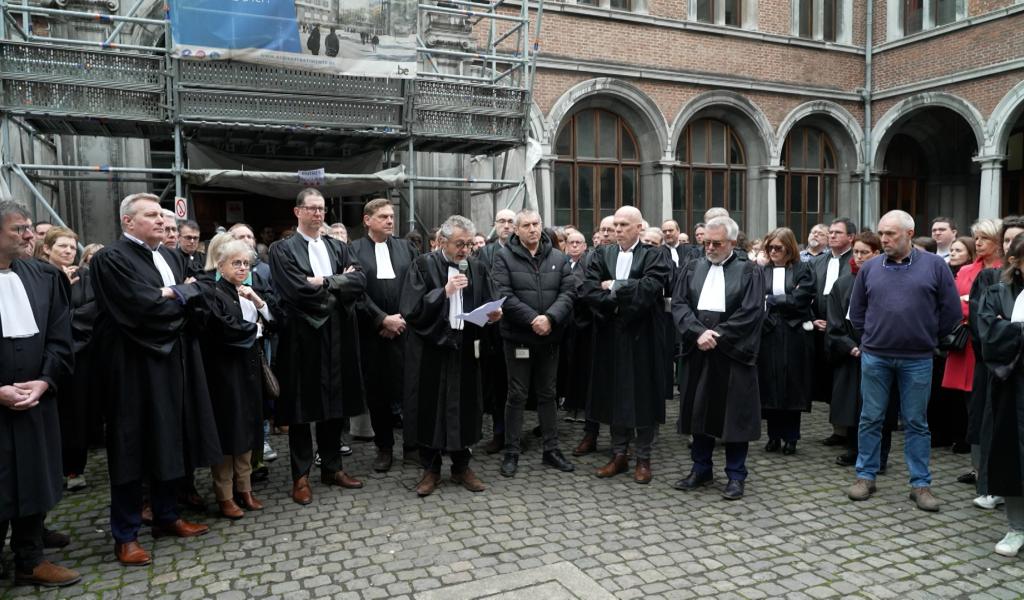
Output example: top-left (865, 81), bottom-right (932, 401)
top-left (415, 470), bottom-right (440, 497)
top-left (292, 475), bottom-right (313, 505)
top-left (151, 519), bottom-right (210, 539)
top-left (218, 499), bottom-right (244, 519)
top-left (573, 433), bottom-right (597, 457)
top-left (451, 468), bottom-right (486, 492)
top-left (373, 449), bottom-right (394, 473)
top-left (595, 453), bottom-right (629, 478)
top-left (14, 560), bottom-right (81, 587)
top-left (322, 470), bottom-right (364, 489)
top-left (114, 540), bottom-right (152, 566)
top-left (235, 491), bottom-right (264, 511)
top-left (634, 459), bottom-right (652, 484)
top-left (482, 433), bottom-right (504, 455)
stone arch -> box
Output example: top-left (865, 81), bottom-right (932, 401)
top-left (669, 90), bottom-right (775, 168)
top-left (527, 100), bottom-right (548, 145)
top-left (774, 100), bottom-right (864, 170)
top-left (870, 92), bottom-right (986, 171)
top-left (987, 80), bottom-right (1024, 157)
top-left (546, 78), bottom-right (670, 163)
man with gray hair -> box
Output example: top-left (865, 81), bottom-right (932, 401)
top-left (492, 209), bottom-right (576, 477)
top-left (846, 210), bottom-right (960, 511)
top-left (673, 216), bottom-right (765, 500)
top-left (91, 193), bottom-right (221, 566)
top-left (161, 210), bottom-right (179, 247)
top-left (401, 215), bottom-right (503, 496)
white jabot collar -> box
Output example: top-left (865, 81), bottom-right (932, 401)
top-left (447, 262), bottom-right (464, 330)
top-left (824, 256), bottom-right (841, 295)
top-left (0, 269), bottom-right (39, 338)
top-left (697, 262), bottom-right (727, 312)
top-left (374, 238), bottom-right (396, 280)
top-left (772, 266), bottom-right (786, 296)
top-left (1012, 289), bottom-right (1024, 324)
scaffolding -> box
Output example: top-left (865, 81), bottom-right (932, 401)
top-left (0, 0), bottom-right (544, 234)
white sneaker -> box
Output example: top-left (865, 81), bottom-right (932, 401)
top-left (65, 474), bottom-right (87, 491)
top-left (995, 531), bottom-right (1024, 557)
top-left (973, 495), bottom-right (1005, 509)
top-left (264, 441), bottom-right (278, 462)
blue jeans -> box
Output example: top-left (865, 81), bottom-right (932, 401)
top-left (857, 352), bottom-right (933, 487)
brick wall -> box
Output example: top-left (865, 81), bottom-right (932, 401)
top-left (971, 0), bottom-right (1018, 15)
top-left (872, 68), bottom-right (1024, 127)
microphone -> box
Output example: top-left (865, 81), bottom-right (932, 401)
top-left (458, 260), bottom-right (469, 274)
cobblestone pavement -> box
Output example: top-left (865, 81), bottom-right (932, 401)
top-left (3, 404), bottom-right (1023, 599)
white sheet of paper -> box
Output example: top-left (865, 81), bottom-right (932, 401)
top-left (456, 297), bottom-right (506, 327)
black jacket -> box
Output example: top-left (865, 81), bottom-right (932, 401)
top-left (491, 233), bottom-right (575, 345)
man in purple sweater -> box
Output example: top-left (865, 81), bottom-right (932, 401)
top-left (847, 210), bottom-right (961, 511)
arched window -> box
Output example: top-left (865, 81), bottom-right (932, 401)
top-left (880, 134), bottom-right (927, 226)
top-left (672, 119), bottom-right (746, 236)
top-left (777, 126), bottom-right (838, 240)
top-left (553, 109), bottom-right (640, 229)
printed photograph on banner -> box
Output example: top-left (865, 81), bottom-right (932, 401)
top-left (168, 0), bottom-right (417, 78)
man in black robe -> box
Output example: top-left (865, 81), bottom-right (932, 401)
top-left (401, 215), bottom-right (502, 496)
top-left (477, 209), bottom-right (516, 453)
top-left (811, 217), bottom-right (855, 445)
top-left (90, 193), bottom-right (221, 566)
top-left (270, 188), bottom-right (367, 505)
top-left (176, 219), bottom-right (206, 277)
top-left (582, 206), bottom-right (670, 484)
top-left (673, 216), bottom-right (765, 500)
top-left (352, 198), bottom-right (418, 472)
top-left (0, 201), bottom-right (80, 587)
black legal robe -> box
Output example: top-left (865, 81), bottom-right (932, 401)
top-left (60, 266), bottom-right (99, 454)
top-left (810, 249), bottom-right (853, 405)
top-left (581, 242), bottom-right (670, 429)
top-left (824, 273), bottom-right (861, 428)
top-left (673, 252), bottom-right (765, 442)
top-left (196, 277), bottom-right (268, 456)
top-left (967, 267), bottom-right (1001, 444)
top-left (269, 233), bottom-right (366, 425)
top-left (400, 251), bottom-right (497, 451)
top-left (90, 238), bottom-right (222, 486)
top-left (176, 247), bottom-right (206, 278)
top-left (561, 250), bottom-right (594, 411)
top-left (0, 259), bottom-right (73, 521)
top-left (351, 236), bottom-right (418, 412)
top-left (976, 281), bottom-right (1024, 497)
top-left (758, 261), bottom-right (816, 413)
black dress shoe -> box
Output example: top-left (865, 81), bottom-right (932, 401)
top-left (500, 453), bottom-right (519, 477)
top-left (820, 434), bottom-right (847, 446)
top-left (951, 441), bottom-right (971, 454)
top-left (722, 479), bottom-right (745, 500)
top-left (835, 452), bottom-right (856, 467)
top-left (782, 441), bottom-right (797, 455)
top-left (673, 470), bottom-right (713, 491)
top-left (542, 449), bottom-right (575, 472)
top-left (764, 439), bottom-right (781, 452)
top-left (42, 528), bottom-right (70, 549)
top-left (957, 470), bottom-right (978, 484)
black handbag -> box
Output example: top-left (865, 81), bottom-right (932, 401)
top-left (940, 322), bottom-right (970, 352)
top-left (256, 343), bottom-right (280, 400)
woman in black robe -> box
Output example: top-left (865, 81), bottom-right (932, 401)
top-left (757, 228), bottom-right (815, 455)
top-left (976, 232), bottom-right (1024, 557)
top-left (197, 238), bottom-right (277, 519)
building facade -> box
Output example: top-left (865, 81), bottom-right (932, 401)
top-left (519, 0), bottom-right (1024, 239)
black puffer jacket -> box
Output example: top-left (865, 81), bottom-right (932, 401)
top-left (492, 233), bottom-right (575, 344)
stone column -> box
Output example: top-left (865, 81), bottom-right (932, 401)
top-left (536, 156), bottom-right (555, 226)
top-left (976, 155), bottom-right (1005, 220)
top-left (657, 160), bottom-right (675, 224)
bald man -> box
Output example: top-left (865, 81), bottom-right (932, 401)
top-left (477, 209), bottom-right (516, 453)
top-left (581, 206), bottom-right (670, 483)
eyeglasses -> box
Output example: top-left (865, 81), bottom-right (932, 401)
top-left (229, 260), bottom-right (251, 269)
top-left (448, 240), bottom-right (473, 250)
top-left (301, 206), bottom-right (327, 214)
top-left (704, 240), bottom-right (726, 248)
top-left (767, 244), bottom-right (785, 253)
top-left (181, 235), bottom-right (199, 241)
top-left (828, 230), bottom-right (847, 236)
top-left (11, 224), bottom-right (32, 234)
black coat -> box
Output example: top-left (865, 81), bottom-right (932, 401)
top-left (967, 267), bottom-right (1001, 443)
top-left (351, 236), bottom-right (418, 407)
top-left (269, 233), bottom-right (367, 425)
top-left (758, 261), bottom-right (816, 412)
top-left (561, 251), bottom-right (594, 411)
top-left (825, 273), bottom-right (861, 427)
top-left (0, 259), bottom-right (73, 521)
top-left (400, 251), bottom-right (497, 450)
top-left (90, 238), bottom-right (222, 485)
top-left (976, 281), bottom-right (1024, 497)
top-left (581, 242), bottom-right (670, 428)
top-left (811, 249), bottom-right (853, 320)
top-left (673, 252), bottom-right (765, 442)
top-left (492, 233), bottom-right (575, 345)
top-left (176, 248), bottom-right (206, 278)
top-left (60, 266), bottom-right (99, 454)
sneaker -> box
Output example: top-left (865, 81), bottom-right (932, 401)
top-left (909, 486), bottom-right (941, 512)
top-left (65, 474), bottom-right (87, 491)
top-left (340, 444), bottom-right (353, 457)
top-left (314, 451), bottom-right (322, 467)
top-left (847, 478), bottom-right (876, 501)
top-left (995, 531), bottom-right (1024, 557)
top-left (973, 495), bottom-right (1005, 510)
top-left (263, 441), bottom-right (278, 462)
top-left (957, 470), bottom-right (978, 484)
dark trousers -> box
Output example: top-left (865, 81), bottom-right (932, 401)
top-left (765, 410), bottom-right (802, 442)
top-left (504, 342), bottom-right (560, 455)
top-left (2, 513), bottom-right (45, 572)
top-left (110, 480), bottom-right (178, 544)
top-left (289, 419), bottom-right (344, 480)
top-left (583, 419), bottom-right (600, 436)
top-left (367, 392), bottom-right (395, 451)
top-left (62, 445), bottom-right (88, 476)
top-left (482, 346), bottom-right (508, 434)
top-left (419, 446), bottom-right (471, 474)
top-left (691, 434), bottom-right (749, 481)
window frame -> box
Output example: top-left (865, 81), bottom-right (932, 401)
top-left (671, 119), bottom-right (747, 236)
top-left (777, 126), bottom-right (839, 241)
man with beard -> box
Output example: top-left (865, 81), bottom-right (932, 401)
top-left (351, 198), bottom-right (419, 472)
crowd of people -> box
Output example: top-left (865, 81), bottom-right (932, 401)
top-left (3, 190), bottom-right (1024, 589)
